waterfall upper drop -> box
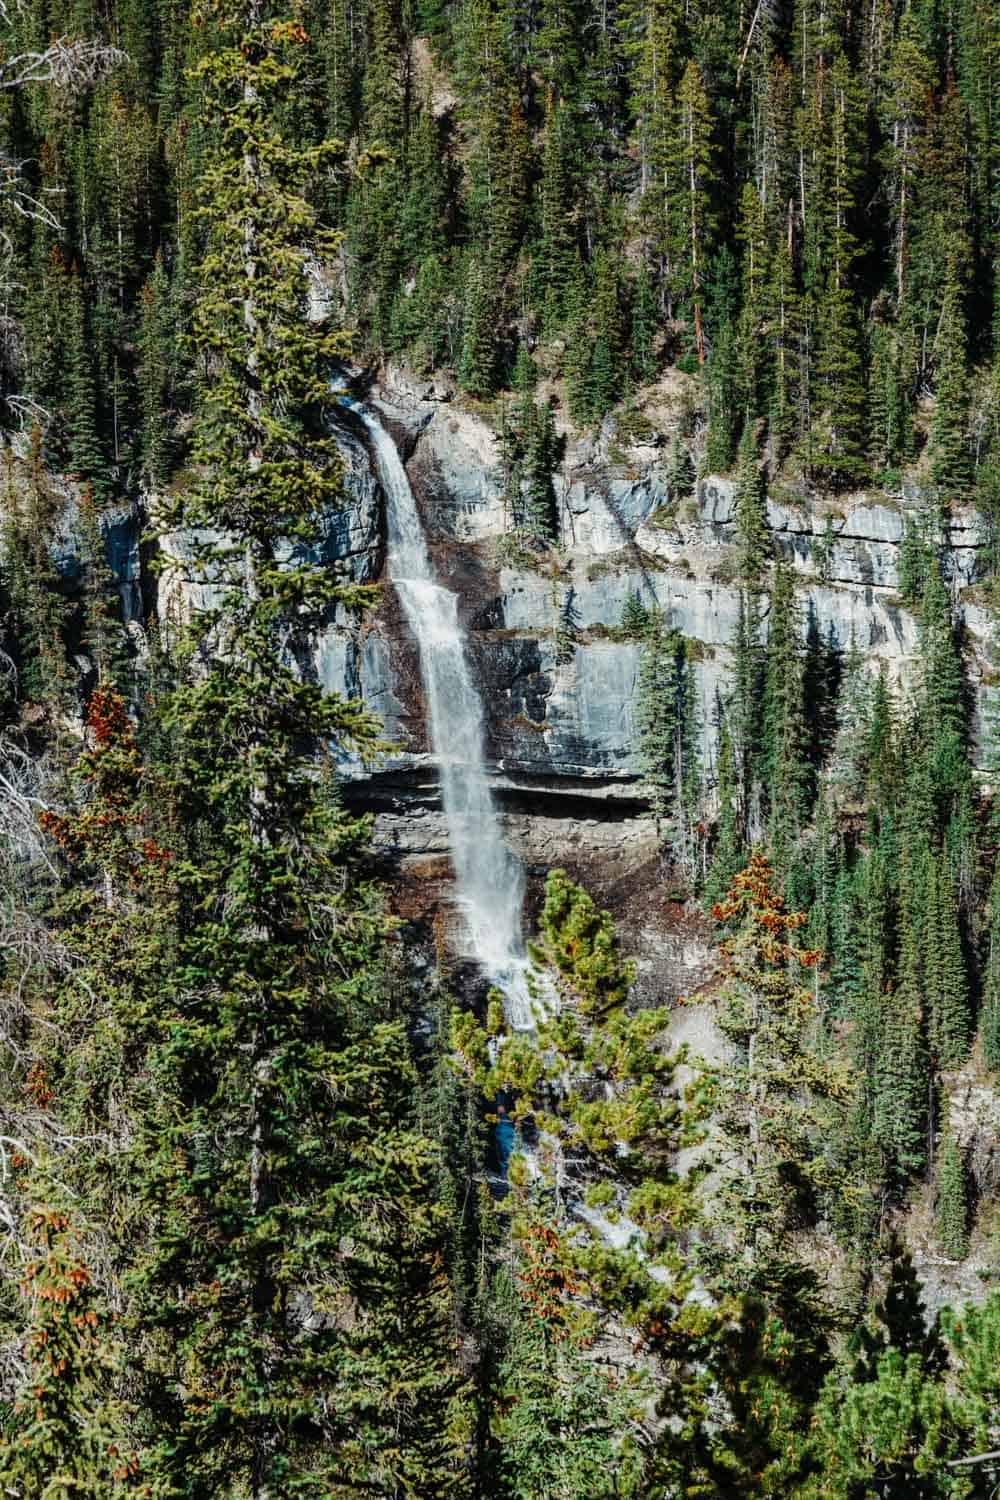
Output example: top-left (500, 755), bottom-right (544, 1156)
top-left (350, 401), bottom-right (533, 1026)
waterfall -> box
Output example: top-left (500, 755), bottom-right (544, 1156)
top-left (347, 400), bottom-right (534, 1028)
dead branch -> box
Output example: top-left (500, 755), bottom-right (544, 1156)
top-left (0, 36), bottom-right (127, 93)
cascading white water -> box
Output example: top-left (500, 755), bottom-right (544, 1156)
top-left (347, 400), bottom-right (535, 1028)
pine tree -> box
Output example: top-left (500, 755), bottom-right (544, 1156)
top-left (733, 424), bottom-right (770, 578)
top-left (925, 855), bottom-right (971, 1068)
top-left (0, 1210), bottom-right (139, 1497)
top-left (136, 8), bottom-right (471, 1490)
top-left (981, 853), bottom-right (1000, 1070)
top-left (934, 1126), bottom-right (970, 1259)
top-left (941, 1293), bottom-right (1000, 1463)
top-left (763, 564), bottom-right (811, 866)
top-left (929, 257), bottom-right (972, 498)
top-left (635, 618), bottom-right (702, 875)
top-left (458, 255), bottom-right (500, 397)
top-left (709, 852), bottom-right (852, 1265)
top-left (670, 60), bottom-right (715, 365)
top-left (620, 589), bottom-right (652, 638)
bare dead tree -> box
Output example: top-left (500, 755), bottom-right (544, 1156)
top-left (0, 702), bottom-right (56, 877)
top-left (0, 34), bottom-right (127, 93)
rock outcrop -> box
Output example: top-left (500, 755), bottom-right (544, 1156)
top-left (319, 367), bottom-right (992, 815)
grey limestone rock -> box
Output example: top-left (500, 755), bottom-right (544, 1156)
top-left (315, 377), bottom-right (998, 794)
top-left (405, 407), bottom-right (505, 541)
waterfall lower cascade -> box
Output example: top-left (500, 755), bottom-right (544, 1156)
top-left (350, 401), bottom-right (535, 1028)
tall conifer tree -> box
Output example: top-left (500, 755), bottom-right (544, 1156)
top-left (138, 6), bottom-right (470, 1491)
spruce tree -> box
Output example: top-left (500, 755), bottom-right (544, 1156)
top-left (136, 254), bottom-right (177, 488)
top-left (806, 1240), bottom-right (954, 1500)
top-left (916, 561), bottom-right (970, 830)
top-left (78, 484), bottom-right (130, 691)
top-left (522, 399), bottom-right (560, 540)
top-left (0, 1210), bottom-right (138, 1497)
top-left (481, 1263), bottom-right (646, 1498)
top-left (538, 96), bottom-right (576, 332)
top-left (929, 256), bottom-right (972, 497)
top-left (981, 853), bottom-right (1000, 1070)
top-left (635, 618), bottom-right (702, 875)
top-left (620, 589), bottom-right (652, 638)
top-left (706, 710), bottom-right (745, 906)
top-left (763, 564), bottom-right (810, 867)
top-left (709, 852), bottom-right (852, 1265)
top-left (670, 60), bottom-right (715, 364)
top-left (630, 259), bottom-right (658, 382)
top-left (873, 962), bottom-right (928, 1182)
top-left (729, 590), bottom-right (767, 845)
top-left (458, 256), bottom-right (499, 398)
top-left (733, 423), bottom-right (770, 578)
top-left (668, 432), bottom-right (696, 499)
top-left (935, 1126), bottom-right (970, 1259)
top-left (64, 264), bottom-right (106, 495)
top-left (925, 855), bottom-right (971, 1069)
top-left (137, 7), bottom-right (471, 1491)
top-left (897, 515), bottom-right (931, 604)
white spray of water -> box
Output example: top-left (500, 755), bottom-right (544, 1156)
top-left (573, 1201), bottom-right (643, 1252)
top-left (349, 400), bottom-right (535, 1027)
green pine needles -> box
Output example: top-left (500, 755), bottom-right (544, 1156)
top-left (130, 6), bottom-right (470, 1492)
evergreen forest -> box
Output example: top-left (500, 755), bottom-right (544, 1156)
top-left (0, 0), bottom-right (1000, 1495)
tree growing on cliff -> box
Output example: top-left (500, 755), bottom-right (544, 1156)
top-left (733, 425), bottom-right (770, 581)
top-left (635, 616), bottom-right (702, 877)
top-left (762, 564), bottom-right (811, 866)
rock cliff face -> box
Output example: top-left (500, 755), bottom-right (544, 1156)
top-left (321, 365), bottom-right (992, 815)
top-left (30, 367), bottom-right (993, 946)
top-left (306, 366), bottom-right (993, 1057)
